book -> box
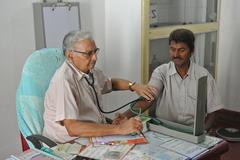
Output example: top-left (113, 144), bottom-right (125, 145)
top-left (10, 148), bottom-right (62, 160)
top-left (91, 133), bottom-right (147, 146)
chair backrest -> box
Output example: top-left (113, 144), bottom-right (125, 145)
top-left (16, 48), bottom-right (65, 147)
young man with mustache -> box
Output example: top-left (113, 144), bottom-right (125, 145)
top-left (114, 29), bottom-right (223, 130)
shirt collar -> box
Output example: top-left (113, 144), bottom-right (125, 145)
top-left (66, 60), bottom-right (92, 81)
top-left (168, 60), bottom-right (193, 79)
top-left (168, 61), bottom-right (177, 76)
top-left (187, 60), bottom-right (194, 80)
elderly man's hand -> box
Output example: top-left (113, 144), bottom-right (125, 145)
top-left (117, 117), bottom-right (143, 135)
top-left (132, 84), bottom-right (156, 101)
top-left (112, 113), bottom-right (128, 125)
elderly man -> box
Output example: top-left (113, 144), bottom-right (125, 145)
top-left (115, 29), bottom-right (223, 130)
top-left (42, 30), bottom-right (155, 143)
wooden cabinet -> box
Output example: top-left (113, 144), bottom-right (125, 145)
top-left (141, 0), bottom-right (220, 83)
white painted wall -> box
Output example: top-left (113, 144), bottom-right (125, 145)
top-left (0, 0), bottom-right (105, 158)
top-left (103, 0), bottom-right (142, 117)
top-left (0, 0), bottom-right (35, 158)
top-left (217, 0), bottom-right (240, 112)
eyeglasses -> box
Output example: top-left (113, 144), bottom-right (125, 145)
top-left (71, 48), bottom-right (100, 58)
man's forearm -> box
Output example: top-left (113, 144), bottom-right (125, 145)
top-left (64, 117), bottom-right (143, 137)
top-left (123, 100), bottom-right (153, 118)
top-left (111, 78), bottom-right (156, 102)
top-left (64, 120), bottom-right (121, 137)
top-left (111, 78), bottom-right (131, 91)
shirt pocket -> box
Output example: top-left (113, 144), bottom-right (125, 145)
top-left (187, 87), bottom-right (197, 100)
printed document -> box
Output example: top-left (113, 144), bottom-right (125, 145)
top-left (123, 131), bottom-right (209, 160)
top-left (79, 144), bottom-right (134, 160)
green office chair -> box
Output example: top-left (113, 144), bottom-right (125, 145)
top-left (16, 48), bottom-right (65, 149)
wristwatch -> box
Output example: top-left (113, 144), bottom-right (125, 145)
top-left (128, 82), bottom-right (136, 91)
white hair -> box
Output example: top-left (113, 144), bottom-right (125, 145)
top-left (62, 30), bottom-right (93, 51)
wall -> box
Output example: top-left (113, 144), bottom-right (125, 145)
top-left (0, 0), bottom-right (105, 158)
top-left (217, 0), bottom-right (240, 112)
top-left (0, 0), bottom-right (35, 158)
top-left (103, 0), bottom-right (142, 117)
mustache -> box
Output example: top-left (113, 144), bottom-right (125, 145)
top-left (172, 57), bottom-right (183, 60)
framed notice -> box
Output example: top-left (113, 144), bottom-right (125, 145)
top-left (33, 2), bottom-right (81, 49)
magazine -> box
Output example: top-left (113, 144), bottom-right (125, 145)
top-left (91, 132), bottom-right (147, 146)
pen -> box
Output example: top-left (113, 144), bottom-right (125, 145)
top-left (95, 141), bottom-right (116, 145)
top-left (136, 109), bottom-right (145, 138)
top-left (139, 130), bottom-right (146, 138)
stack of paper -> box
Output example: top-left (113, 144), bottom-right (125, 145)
top-left (123, 131), bottom-right (209, 160)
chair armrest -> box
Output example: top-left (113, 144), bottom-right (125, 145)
top-left (26, 134), bottom-right (57, 149)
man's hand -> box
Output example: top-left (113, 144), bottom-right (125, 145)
top-left (117, 117), bottom-right (142, 135)
top-left (132, 84), bottom-right (156, 101)
top-left (112, 112), bottom-right (128, 125)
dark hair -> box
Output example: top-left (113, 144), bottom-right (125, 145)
top-left (169, 29), bottom-right (195, 52)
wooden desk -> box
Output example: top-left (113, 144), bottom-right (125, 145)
top-left (197, 140), bottom-right (229, 160)
top-left (208, 109), bottom-right (240, 160)
top-left (11, 133), bottom-right (229, 160)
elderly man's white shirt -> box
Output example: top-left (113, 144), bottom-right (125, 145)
top-left (43, 60), bottom-right (112, 143)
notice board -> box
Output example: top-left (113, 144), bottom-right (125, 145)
top-left (33, 2), bottom-right (81, 49)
